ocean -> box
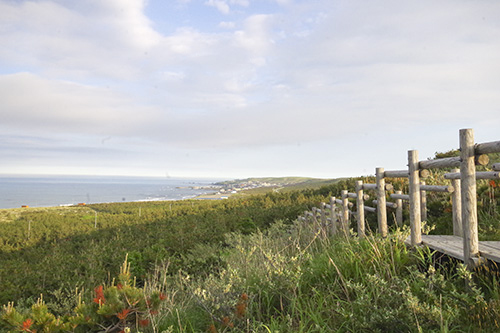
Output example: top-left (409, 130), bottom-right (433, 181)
top-left (0, 175), bottom-right (223, 209)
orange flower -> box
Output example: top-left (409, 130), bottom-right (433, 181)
top-left (235, 302), bottom-right (247, 318)
top-left (159, 292), bottom-right (167, 300)
top-left (490, 180), bottom-right (497, 188)
top-left (21, 318), bottom-right (33, 332)
top-left (93, 285), bottom-right (106, 304)
top-left (208, 324), bottom-right (217, 333)
top-left (139, 319), bottom-right (150, 327)
top-left (117, 308), bottom-right (131, 320)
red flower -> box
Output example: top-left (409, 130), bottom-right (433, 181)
top-left (21, 318), bottom-right (33, 331)
top-left (117, 308), bottom-right (131, 320)
top-left (139, 319), bottom-right (150, 327)
top-left (159, 292), bottom-right (167, 300)
top-left (93, 285), bottom-right (106, 304)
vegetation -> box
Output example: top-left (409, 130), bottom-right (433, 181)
top-left (0, 193), bottom-right (327, 307)
top-left (1, 161), bottom-right (500, 332)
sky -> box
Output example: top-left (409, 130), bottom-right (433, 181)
top-left (1, 0), bottom-right (500, 180)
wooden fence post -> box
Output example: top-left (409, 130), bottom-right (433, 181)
top-left (355, 180), bottom-right (365, 237)
top-left (330, 197), bottom-right (337, 236)
top-left (451, 168), bottom-right (463, 237)
top-left (460, 128), bottom-right (479, 267)
top-left (395, 190), bottom-right (403, 227)
top-left (312, 207), bottom-right (321, 233)
top-left (320, 203), bottom-right (327, 225)
top-left (408, 150), bottom-right (422, 246)
top-left (320, 202), bottom-right (327, 238)
top-left (376, 167), bottom-right (388, 237)
top-left (341, 190), bottom-right (350, 237)
top-left (420, 180), bottom-right (427, 222)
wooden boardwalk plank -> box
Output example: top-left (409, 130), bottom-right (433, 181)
top-left (421, 235), bottom-right (464, 260)
top-left (405, 235), bottom-right (500, 264)
top-left (478, 242), bottom-right (500, 262)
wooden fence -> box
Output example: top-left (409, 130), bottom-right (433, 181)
top-left (298, 128), bottom-right (500, 269)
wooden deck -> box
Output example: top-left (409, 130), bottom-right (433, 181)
top-left (406, 235), bottom-right (500, 263)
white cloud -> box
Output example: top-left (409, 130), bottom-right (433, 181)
top-left (219, 21), bottom-right (236, 29)
top-left (0, 0), bottom-right (161, 80)
top-left (234, 14), bottom-right (275, 56)
top-left (205, 0), bottom-right (230, 14)
top-left (161, 27), bottom-right (217, 56)
top-left (204, 0), bottom-right (250, 14)
top-left (2, 0), bottom-right (500, 178)
top-left (0, 73), bottom-right (160, 137)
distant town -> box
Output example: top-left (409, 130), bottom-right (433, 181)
top-left (185, 177), bottom-right (337, 200)
top-left (180, 179), bottom-right (283, 199)
top-left (214, 179), bottom-right (282, 193)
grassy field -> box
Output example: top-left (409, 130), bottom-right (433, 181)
top-left (1, 174), bottom-right (500, 332)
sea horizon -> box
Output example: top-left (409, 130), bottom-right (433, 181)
top-left (0, 174), bottom-right (229, 209)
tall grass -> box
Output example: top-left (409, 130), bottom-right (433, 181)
top-left (3, 216), bottom-right (500, 332)
top-left (129, 218), bottom-right (500, 332)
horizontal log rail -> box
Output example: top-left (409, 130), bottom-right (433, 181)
top-left (419, 155), bottom-right (488, 170)
top-left (334, 199), bottom-right (354, 208)
top-left (390, 193), bottom-right (410, 201)
top-left (420, 156), bottom-right (461, 169)
top-left (383, 169), bottom-right (430, 178)
top-left (444, 171), bottom-right (500, 180)
top-left (362, 183), bottom-right (394, 191)
top-left (347, 192), bottom-right (370, 200)
top-left (383, 170), bottom-right (408, 178)
top-left (475, 140), bottom-right (500, 155)
top-left (420, 185), bottom-right (454, 193)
